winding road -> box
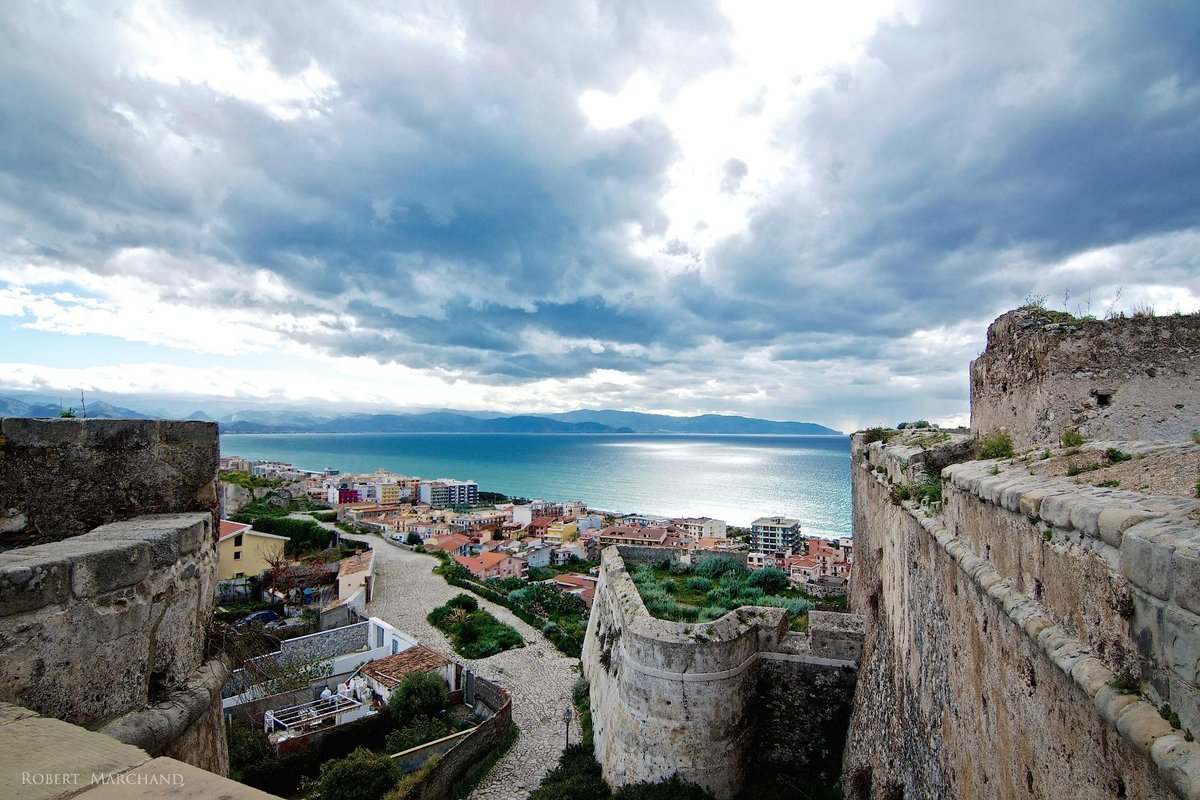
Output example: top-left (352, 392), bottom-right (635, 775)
top-left (338, 531), bottom-right (582, 800)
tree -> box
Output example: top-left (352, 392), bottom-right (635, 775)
top-left (405, 532), bottom-right (421, 545)
top-left (387, 671), bottom-right (448, 726)
top-left (313, 747), bottom-right (399, 800)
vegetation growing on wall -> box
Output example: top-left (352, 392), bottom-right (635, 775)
top-left (629, 559), bottom-right (815, 630)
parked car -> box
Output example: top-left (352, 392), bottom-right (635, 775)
top-left (234, 610), bottom-right (280, 628)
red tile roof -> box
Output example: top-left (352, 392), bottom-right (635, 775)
top-left (426, 534), bottom-right (471, 552)
top-left (338, 550), bottom-right (375, 577)
top-left (361, 646), bottom-right (452, 689)
top-left (217, 520), bottom-right (251, 541)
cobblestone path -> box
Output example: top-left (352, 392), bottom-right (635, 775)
top-left (343, 534), bottom-right (581, 800)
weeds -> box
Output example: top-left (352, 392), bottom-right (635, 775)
top-left (1192, 429), bottom-right (1200, 445)
top-left (1161, 704), bottom-right (1182, 729)
top-left (1040, 449), bottom-right (1052, 460)
top-left (979, 432), bottom-right (1015, 460)
top-left (1066, 461), bottom-right (1102, 477)
top-left (1109, 669), bottom-right (1141, 695)
top-left (863, 427), bottom-right (896, 444)
top-left (1104, 448), bottom-right (1133, 463)
top-left (1061, 430), bottom-right (1085, 447)
top-left (1094, 480), bottom-right (1120, 488)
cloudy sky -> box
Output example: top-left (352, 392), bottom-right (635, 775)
top-left (1, 1), bottom-right (1197, 431)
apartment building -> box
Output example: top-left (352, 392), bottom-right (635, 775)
top-left (750, 516), bottom-right (802, 554)
top-left (672, 517), bottom-right (728, 539)
top-left (418, 479), bottom-right (479, 508)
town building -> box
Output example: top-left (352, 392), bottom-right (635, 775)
top-left (750, 516), bottom-right (802, 554)
top-left (419, 479), bottom-right (479, 508)
top-left (455, 551), bottom-right (527, 580)
top-left (217, 519), bottom-right (289, 581)
top-left (545, 517), bottom-right (580, 545)
top-left (673, 517), bottom-right (728, 539)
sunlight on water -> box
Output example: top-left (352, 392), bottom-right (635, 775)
top-left (219, 433), bottom-right (852, 534)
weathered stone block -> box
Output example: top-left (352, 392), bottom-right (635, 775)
top-left (0, 549), bottom-right (71, 615)
top-left (1123, 529), bottom-right (1177, 601)
top-left (1099, 507), bottom-right (1161, 548)
top-left (1131, 590), bottom-right (1167, 665)
top-left (63, 538), bottom-right (152, 599)
top-left (1164, 605), bottom-right (1200, 686)
top-left (86, 514), bottom-right (210, 569)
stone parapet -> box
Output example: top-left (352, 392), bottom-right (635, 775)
top-left (847, 433), bottom-right (1200, 798)
top-left (0, 418), bottom-right (219, 549)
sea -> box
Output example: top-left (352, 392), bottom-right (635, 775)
top-left (219, 433), bottom-right (852, 536)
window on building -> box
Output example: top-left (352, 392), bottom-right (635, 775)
top-left (233, 551), bottom-right (241, 560)
top-left (233, 534), bottom-right (243, 547)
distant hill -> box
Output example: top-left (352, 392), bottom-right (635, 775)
top-left (0, 395), bottom-right (839, 435)
top-left (544, 409), bottom-right (841, 435)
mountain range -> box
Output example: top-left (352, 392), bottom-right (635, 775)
top-left (0, 395), bottom-right (841, 436)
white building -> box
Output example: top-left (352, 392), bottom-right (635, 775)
top-left (419, 479), bottom-right (479, 508)
top-left (750, 516), bottom-right (802, 554)
top-left (672, 517), bottom-right (728, 539)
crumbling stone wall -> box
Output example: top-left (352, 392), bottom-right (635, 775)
top-left (583, 547), bottom-right (863, 800)
top-left (845, 434), bottom-right (1200, 798)
top-left (0, 418), bottom-right (219, 548)
top-left (970, 309), bottom-right (1200, 448)
top-left (0, 419), bottom-right (228, 775)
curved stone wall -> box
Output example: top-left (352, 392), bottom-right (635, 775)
top-left (583, 547), bottom-right (862, 799)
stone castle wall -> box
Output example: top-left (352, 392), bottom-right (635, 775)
top-left (969, 309), bottom-right (1200, 448)
top-left (0, 419), bottom-right (228, 775)
top-left (583, 547), bottom-right (862, 800)
top-left (844, 433), bottom-right (1200, 799)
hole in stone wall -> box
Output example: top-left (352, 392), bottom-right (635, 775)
top-left (148, 670), bottom-right (169, 703)
top-left (1114, 776), bottom-right (1127, 798)
top-left (1033, 579), bottom-right (1043, 600)
top-left (1094, 391), bottom-right (1113, 407)
top-left (883, 783), bottom-right (905, 800)
top-left (849, 767), bottom-right (873, 800)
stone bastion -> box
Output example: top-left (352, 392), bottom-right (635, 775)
top-left (970, 307), bottom-right (1200, 449)
top-left (582, 545), bottom-right (864, 800)
top-left (0, 418), bottom-right (228, 774)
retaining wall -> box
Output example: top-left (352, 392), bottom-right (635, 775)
top-left (844, 433), bottom-right (1200, 799)
top-left (392, 675), bottom-right (512, 800)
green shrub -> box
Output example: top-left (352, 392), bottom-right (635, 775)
top-left (1061, 430), bottom-right (1085, 447)
top-left (312, 747), bottom-right (399, 800)
top-left (979, 432), bottom-right (1015, 459)
top-left (717, 569), bottom-right (750, 589)
top-left (661, 579), bottom-right (676, 593)
top-left (912, 474), bottom-right (943, 504)
top-left (447, 593), bottom-right (479, 612)
top-left (694, 556), bottom-right (744, 579)
top-left (387, 671), bottom-right (448, 726)
top-left (747, 567), bottom-right (789, 593)
top-left (1104, 447), bottom-right (1133, 463)
top-left (759, 595), bottom-right (815, 617)
top-left (1066, 461), bottom-right (1101, 477)
top-left (385, 716), bottom-right (450, 754)
top-left (862, 427), bottom-right (895, 444)
top-left (613, 776), bottom-right (715, 800)
top-left (405, 532), bottom-right (421, 545)
top-left (668, 559), bottom-right (692, 575)
top-left (735, 586), bottom-right (765, 604)
top-left (308, 510), bottom-right (338, 522)
top-left (685, 577), bottom-right (712, 592)
top-left (1192, 429), bottom-right (1200, 445)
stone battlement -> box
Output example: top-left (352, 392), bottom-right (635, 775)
top-left (847, 431), bottom-right (1200, 799)
top-left (0, 419), bottom-right (228, 776)
top-left (583, 546), bottom-right (863, 799)
top-left (970, 308), bottom-right (1200, 448)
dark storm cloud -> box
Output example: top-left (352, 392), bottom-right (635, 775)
top-left (0, 0), bottom-right (1197, 425)
top-left (709, 0), bottom-right (1200, 345)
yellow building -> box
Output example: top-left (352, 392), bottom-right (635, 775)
top-left (545, 518), bottom-right (580, 545)
top-left (217, 520), bottom-right (289, 581)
